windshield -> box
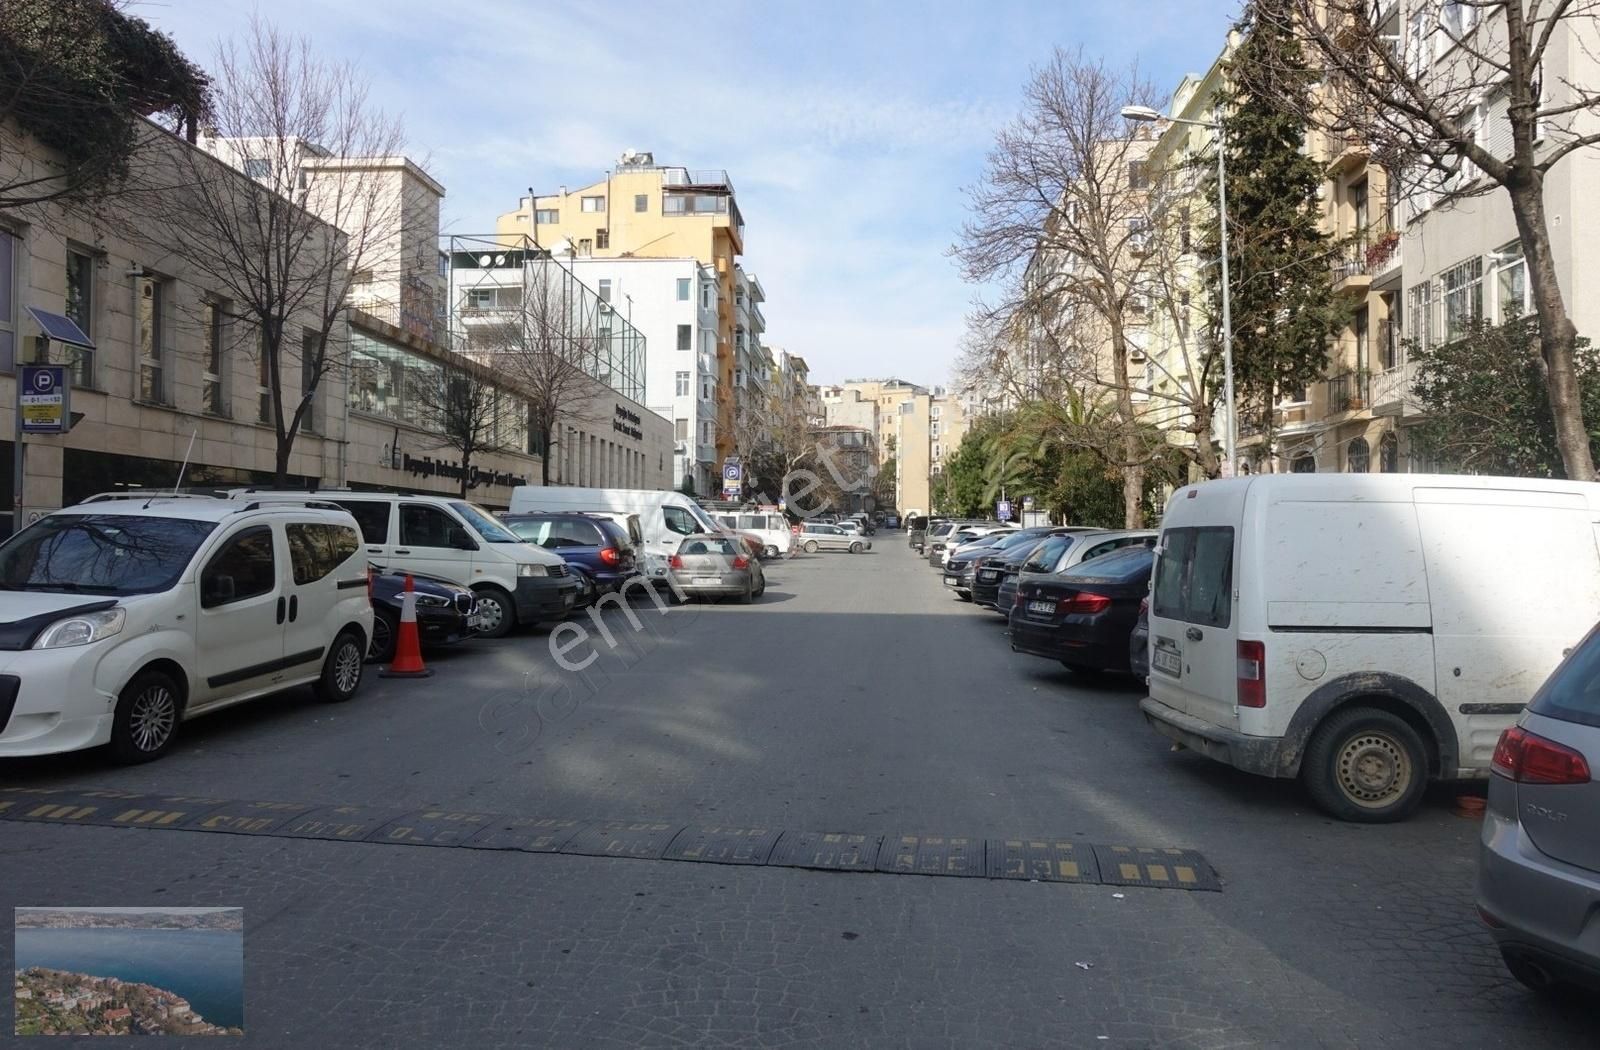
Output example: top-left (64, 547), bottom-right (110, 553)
top-left (449, 501), bottom-right (522, 543)
top-left (1022, 536), bottom-right (1073, 573)
top-left (0, 514), bottom-right (217, 595)
top-left (687, 504), bottom-right (720, 532)
top-left (1061, 545), bottom-right (1155, 581)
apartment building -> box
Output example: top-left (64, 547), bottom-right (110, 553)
top-left (819, 385), bottom-right (878, 434)
top-left (497, 152), bottom-right (746, 465)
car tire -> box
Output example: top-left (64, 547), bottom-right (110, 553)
top-left (575, 572), bottom-right (597, 607)
top-left (741, 579), bottom-right (754, 604)
top-left (754, 575), bottom-right (766, 599)
top-left (849, 542), bottom-right (863, 554)
top-left (109, 668), bottom-right (183, 765)
top-left (1302, 706), bottom-right (1430, 823)
top-left (955, 591), bottom-right (972, 602)
top-left (764, 545), bottom-right (779, 559)
top-left (368, 610), bottom-right (398, 664)
top-left (804, 540), bottom-right (819, 554)
top-left (314, 629), bottom-right (366, 704)
top-left (472, 585), bottom-right (517, 638)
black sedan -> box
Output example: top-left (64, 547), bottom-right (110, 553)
top-left (941, 535), bottom-right (1014, 599)
top-left (970, 527), bottom-right (1074, 607)
top-left (368, 568), bottom-right (480, 662)
top-left (1008, 545), bottom-right (1155, 674)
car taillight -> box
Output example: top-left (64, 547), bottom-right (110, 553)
top-left (1059, 592), bottom-right (1111, 614)
top-left (1237, 640), bottom-right (1266, 709)
top-left (732, 555), bottom-right (749, 569)
top-left (598, 546), bottom-right (621, 566)
top-left (1491, 725), bottom-right (1592, 784)
top-left (669, 555), bottom-right (683, 570)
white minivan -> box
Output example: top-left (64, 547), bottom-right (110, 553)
top-left (0, 496), bottom-right (373, 763)
top-left (1140, 473), bottom-right (1600, 823)
top-left (232, 490), bottom-right (576, 637)
top-left (709, 510), bottom-right (795, 560)
top-left (508, 487), bottom-right (723, 581)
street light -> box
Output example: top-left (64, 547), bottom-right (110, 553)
top-left (1120, 104), bottom-right (1238, 477)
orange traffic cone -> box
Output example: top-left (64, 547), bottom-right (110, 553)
top-left (380, 573), bottom-right (433, 678)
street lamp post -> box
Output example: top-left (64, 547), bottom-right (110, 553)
top-left (1121, 104), bottom-right (1237, 477)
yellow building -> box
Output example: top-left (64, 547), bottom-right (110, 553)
top-left (497, 152), bottom-right (745, 462)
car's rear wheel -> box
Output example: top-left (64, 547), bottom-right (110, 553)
top-left (804, 540), bottom-right (819, 554)
top-left (473, 585), bottom-right (516, 638)
top-left (1302, 706), bottom-right (1429, 822)
top-left (109, 669), bottom-right (182, 764)
top-left (764, 544), bottom-right (779, 559)
top-left (314, 629), bottom-right (366, 703)
top-left (368, 610), bottom-right (397, 663)
top-left (849, 541), bottom-right (863, 554)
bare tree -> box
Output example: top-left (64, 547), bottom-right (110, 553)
top-left (958, 50), bottom-right (1188, 525)
top-left (1262, 0), bottom-right (1600, 479)
top-left (409, 363), bottom-right (516, 498)
top-left (144, 18), bottom-right (404, 484)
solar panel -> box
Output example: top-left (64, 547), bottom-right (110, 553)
top-left (25, 307), bottom-right (94, 348)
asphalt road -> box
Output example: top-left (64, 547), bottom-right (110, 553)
top-left (1, 540), bottom-right (1594, 1048)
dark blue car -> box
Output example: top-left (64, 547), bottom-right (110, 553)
top-left (501, 513), bottom-right (639, 605)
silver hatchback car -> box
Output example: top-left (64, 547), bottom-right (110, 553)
top-left (668, 534), bottom-right (765, 603)
top-left (1478, 622), bottom-right (1600, 994)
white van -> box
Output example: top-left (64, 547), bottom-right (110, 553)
top-left (508, 487), bottom-right (723, 580)
top-left (1140, 473), bottom-right (1600, 822)
top-left (0, 496), bottom-right (373, 763)
top-left (231, 490), bottom-right (576, 637)
top-left (709, 509), bottom-right (795, 559)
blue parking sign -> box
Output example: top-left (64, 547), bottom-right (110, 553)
top-left (19, 364), bottom-right (69, 434)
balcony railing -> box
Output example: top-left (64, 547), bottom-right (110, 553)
top-left (1330, 245), bottom-right (1369, 285)
top-left (661, 168), bottom-right (734, 192)
top-left (1326, 371), bottom-right (1369, 413)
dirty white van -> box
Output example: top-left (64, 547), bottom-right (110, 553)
top-left (1139, 473), bottom-right (1600, 823)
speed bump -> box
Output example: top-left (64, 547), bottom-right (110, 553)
top-left (767, 831), bottom-right (881, 872)
top-left (985, 839), bottom-right (1099, 883)
top-left (1092, 846), bottom-right (1220, 891)
top-left (561, 819), bottom-right (683, 859)
top-left (663, 824), bottom-right (782, 865)
top-left (372, 810), bottom-right (496, 847)
top-left (277, 805), bottom-right (408, 841)
top-left (464, 816), bottom-right (589, 853)
top-left (876, 834), bottom-right (986, 877)
top-left (182, 800), bottom-right (316, 836)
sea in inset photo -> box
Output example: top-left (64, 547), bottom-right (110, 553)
top-left (14, 907), bottom-right (243, 1037)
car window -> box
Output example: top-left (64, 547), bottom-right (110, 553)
top-left (1062, 544), bottom-right (1155, 581)
top-left (285, 522), bottom-right (360, 584)
top-left (738, 514), bottom-right (761, 530)
top-left (337, 500), bottom-right (390, 545)
top-left (400, 504), bottom-right (459, 549)
top-left (555, 517), bottom-right (602, 546)
top-left (1152, 526), bottom-right (1234, 627)
top-left (680, 536), bottom-right (738, 556)
top-left (663, 505), bottom-right (699, 536)
top-left (505, 518), bottom-right (553, 546)
top-left (449, 501), bottom-right (521, 543)
top-left (201, 525), bottom-right (277, 608)
top-left (1023, 536), bottom-right (1072, 572)
top-left (0, 513), bottom-right (216, 595)
top-left (1530, 627), bottom-right (1600, 729)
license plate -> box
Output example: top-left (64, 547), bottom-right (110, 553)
top-left (1152, 644), bottom-right (1182, 677)
top-left (1027, 599), bottom-right (1055, 614)
top-left (944, 576), bottom-right (960, 586)
top-left (979, 570), bottom-right (999, 581)
top-left (693, 577), bottom-right (720, 585)
top-left (466, 614), bottom-right (481, 629)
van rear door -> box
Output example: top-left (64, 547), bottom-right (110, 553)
top-left (1150, 524), bottom-right (1240, 731)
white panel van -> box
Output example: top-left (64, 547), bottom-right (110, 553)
top-left (710, 510), bottom-right (795, 559)
top-left (508, 487), bottom-right (722, 580)
top-left (1140, 474), bottom-right (1600, 822)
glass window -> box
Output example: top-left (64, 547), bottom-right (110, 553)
top-left (243, 158), bottom-right (271, 179)
top-left (0, 513), bottom-right (215, 595)
top-left (337, 500), bottom-right (391, 544)
top-left (137, 276), bottom-right (164, 403)
top-left (300, 329), bottom-right (318, 433)
top-left (1291, 453), bottom-right (1316, 473)
top-left (1022, 536), bottom-right (1072, 573)
top-left (677, 278), bottom-right (691, 301)
top-left (634, 194), bottom-right (648, 212)
top-left (448, 501), bottom-right (521, 543)
top-left (203, 301), bottom-right (227, 416)
top-left (1495, 243), bottom-right (1528, 321)
top-left (400, 504), bottom-right (459, 548)
top-left (1064, 544), bottom-right (1155, 581)
top-left (677, 325), bottom-right (691, 351)
top-left (1152, 526), bottom-right (1234, 627)
top-left (674, 417), bottom-right (688, 440)
top-left (675, 371), bottom-right (690, 396)
top-left (1380, 431), bottom-right (1400, 473)
top-left (1529, 627), bottom-right (1600, 729)
top-left (201, 525), bottom-right (277, 608)
top-left (0, 227), bottom-right (15, 371)
top-left (581, 195), bottom-right (606, 212)
top-left (598, 279), bottom-right (611, 303)
top-left (286, 523), bottom-right (360, 585)
top-left (535, 209), bottom-right (559, 224)
top-left (1440, 257), bottom-right (1483, 341)
top-left (596, 228), bottom-right (609, 250)
top-left (663, 505), bottom-right (699, 536)
top-left (64, 250), bottom-right (94, 385)
top-left (1347, 437), bottom-right (1371, 473)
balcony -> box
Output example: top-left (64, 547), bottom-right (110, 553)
top-left (1330, 245), bottom-right (1372, 297)
top-left (1366, 230), bottom-right (1402, 287)
top-left (1370, 360), bottom-right (1421, 418)
top-left (695, 443), bottom-right (717, 464)
top-left (1326, 371), bottom-right (1369, 414)
top-left (1325, 132), bottom-right (1370, 176)
top-left (660, 168), bottom-right (734, 193)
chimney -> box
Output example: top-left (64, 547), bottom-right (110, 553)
top-left (559, 185), bottom-right (567, 197)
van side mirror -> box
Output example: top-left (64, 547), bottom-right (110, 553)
top-left (447, 526), bottom-right (477, 551)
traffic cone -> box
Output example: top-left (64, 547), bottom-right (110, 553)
top-left (380, 573), bottom-right (433, 678)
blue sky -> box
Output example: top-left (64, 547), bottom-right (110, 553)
top-left (143, 0), bottom-right (1238, 387)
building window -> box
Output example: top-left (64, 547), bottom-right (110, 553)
top-left (1347, 436), bottom-right (1370, 472)
top-left (0, 227), bottom-right (15, 371)
top-left (598, 278), bottom-right (612, 303)
top-left (674, 417), bottom-right (688, 441)
top-left (701, 378), bottom-right (712, 401)
top-left (136, 276), bottom-right (165, 403)
top-left (581, 195), bottom-right (606, 213)
top-left (301, 329), bottom-right (318, 433)
top-left (677, 324), bottom-right (691, 351)
top-left (1439, 257), bottom-right (1483, 342)
top-left (1127, 160), bottom-right (1150, 190)
top-left (1354, 307), bottom-right (1369, 375)
top-left (1351, 179), bottom-right (1369, 236)
top-left (1291, 452), bottom-right (1316, 473)
top-left (701, 283), bottom-right (712, 309)
top-left (677, 278), bottom-right (691, 301)
top-left (258, 331), bottom-right (273, 424)
top-left (203, 300), bottom-right (228, 416)
top-left (930, 405), bottom-right (941, 419)
top-left (675, 371), bottom-right (690, 396)
top-left (577, 238), bottom-right (592, 256)
top-left (1406, 281), bottom-right (1432, 351)
top-left (243, 157), bottom-right (271, 179)
top-left (932, 443), bottom-right (941, 460)
top-left (1439, 0), bottom-right (1478, 42)
top-left (634, 194), bottom-right (648, 212)
top-left (699, 330), bottom-right (712, 355)
top-left (535, 209), bottom-right (559, 224)
top-left (1380, 431), bottom-right (1399, 472)
top-left (596, 228), bottom-right (609, 249)
top-left (1493, 242), bottom-right (1528, 321)
top-left (64, 249), bottom-right (94, 386)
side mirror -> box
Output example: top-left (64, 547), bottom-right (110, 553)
top-left (204, 574), bottom-right (236, 606)
top-left (447, 526), bottom-right (477, 551)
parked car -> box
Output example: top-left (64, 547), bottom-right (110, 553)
top-left (992, 530), bottom-right (1109, 617)
top-left (837, 519), bottom-right (863, 535)
top-left (509, 486), bottom-right (725, 584)
top-left (907, 515), bottom-right (934, 552)
top-left (970, 527), bottom-right (1084, 607)
top-left (1479, 623), bottom-right (1600, 995)
top-left (0, 496), bottom-right (373, 763)
top-left (1035, 529), bottom-right (1156, 575)
top-left (710, 510), bottom-right (795, 559)
top-left (1010, 545), bottom-right (1157, 674)
top-left (798, 522), bottom-right (870, 554)
top-left (942, 534), bottom-right (1018, 600)
top-left (926, 520), bottom-right (994, 567)
top-left (883, 515), bottom-right (901, 529)
top-left (668, 534), bottom-right (766, 603)
top-left (500, 512), bottom-right (639, 605)
top-left (1139, 473), bottom-right (1600, 823)
top-left (367, 568), bottom-right (479, 662)
top-left (235, 489), bottom-right (575, 638)
top-left (1129, 598), bottom-right (1150, 679)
